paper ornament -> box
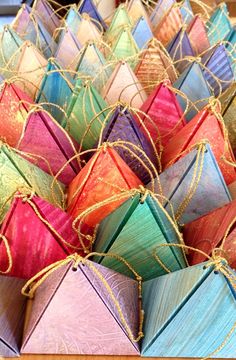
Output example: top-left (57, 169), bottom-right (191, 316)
top-left (187, 15), bottom-right (210, 55)
top-left (206, 3), bottom-right (232, 46)
top-left (76, 14), bottom-right (102, 46)
top-left (78, 0), bottom-right (107, 30)
top-left (132, 16), bottom-right (153, 49)
top-left (55, 28), bottom-right (82, 71)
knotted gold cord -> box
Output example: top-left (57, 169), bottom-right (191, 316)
top-left (21, 252), bottom-right (144, 343)
top-left (0, 234), bottom-right (13, 274)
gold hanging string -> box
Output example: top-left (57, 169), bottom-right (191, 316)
top-left (0, 234), bottom-right (13, 274)
top-left (220, 216), bottom-right (236, 252)
top-left (21, 252), bottom-right (144, 343)
top-left (174, 142), bottom-right (206, 223)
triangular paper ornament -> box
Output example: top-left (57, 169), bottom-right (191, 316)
top-left (179, 0), bottom-right (193, 24)
top-left (21, 258), bottom-right (140, 355)
top-left (150, 0), bottom-right (175, 28)
top-left (183, 199), bottom-right (236, 268)
top-left (109, 27), bottom-right (139, 68)
top-left (102, 61), bottom-right (147, 108)
top-left (223, 87), bottom-right (236, 155)
top-left (74, 41), bottom-right (110, 91)
top-left (153, 3), bottom-right (183, 47)
top-left (78, 0), bottom-right (107, 30)
top-left (139, 80), bottom-right (186, 148)
top-left (94, 193), bottom-right (187, 280)
top-left (0, 26), bottom-right (24, 79)
top-left (187, 15), bottom-right (210, 55)
top-left (106, 4), bottom-right (132, 41)
top-left (224, 27), bottom-right (236, 74)
top-left (132, 16), bottom-right (153, 49)
top-left (64, 80), bottom-right (108, 149)
top-left (17, 109), bottom-right (80, 185)
top-left (76, 14), bottom-right (102, 46)
top-left (65, 5), bottom-right (82, 35)
top-left (99, 105), bottom-right (158, 184)
top-left (55, 28), bottom-right (82, 71)
top-left (150, 143), bottom-right (231, 224)
top-left (67, 145), bottom-right (142, 227)
top-left (32, 0), bottom-right (61, 36)
top-left (94, 0), bottom-right (116, 23)
top-left (141, 262), bottom-right (236, 357)
top-left (127, 0), bottom-right (151, 26)
top-left (206, 3), bottom-right (232, 46)
top-left (0, 142), bottom-right (65, 220)
top-left (162, 104), bottom-right (236, 186)
top-left (201, 44), bottom-right (234, 97)
top-left (36, 59), bottom-right (74, 124)
top-left (173, 61), bottom-right (212, 121)
top-left (0, 275), bottom-right (26, 357)
top-left (12, 4), bottom-right (56, 58)
top-left (167, 26), bottom-right (194, 73)
top-left (0, 82), bottom-right (32, 147)
top-left (134, 38), bottom-right (177, 95)
top-left (0, 194), bottom-right (88, 279)
top-left (15, 41), bottom-right (48, 99)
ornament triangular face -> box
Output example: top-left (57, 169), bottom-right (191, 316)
top-left (55, 28), bottom-right (82, 71)
top-left (139, 81), bottom-right (186, 148)
top-left (78, 0), bottom-right (107, 30)
top-left (168, 27), bottom-right (194, 73)
top-left (94, 0), bottom-right (116, 23)
top-left (64, 80), bottom-right (108, 149)
top-left (224, 27), bottom-right (236, 74)
top-left (128, 0), bottom-right (151, 26)
top-left (106, 4), bottom-right (132, 41)
top-left (132, 16), bottom-right (153, 49)
top-left (109, 27), bottom-right (139, 69)
top-left (76, 14), bottom-right (102, 46)
top-left (22, 260), bottom-right (140, 355)
top-left (0, 26), bottom-right (24, 78)
top-left (94, 193), bottom-right (186, 280)
top-left (0, 143), bottom-right (65, 220)
top-left (206, 3), bottom-right (232, 46)
top-left (67, 146), bottom-right (142, 227)
top-left (142, 263), bottom-right (236, 357)
top-left (201, 44), bottom-right (234, 97)
top-left (0, 194), bottom-right (85, 279)
top-left (0, 275), bottom-right (26, 357)
top-left (100, 105), bottom-right (158, 184)
top-left (135, 39), bottom-right (177, 95)
top-left (36, 60), bottom-right (74, 124)
top-left (150, 0), bottom-right (175, 28)
top-left (153, 4), bottom-right (183, 47)
top-left (102, 61), bottom-right (147, 108)
top-left (0, 82), bottom-right (32, 146)
top-left (187, 15), bottom-right (210, 55)
top-left (173, 62), bottom-right (212, 121)
top-left (152, 143), bottom-right (231, 224)
top-left (15, 41), bottom-right (48, 99)
top-left (179, 0), bottom-right (193, 24)
top-left (183, 199), bottom-right (236, 267)
top-left (65, 5), bottom-right (82, 34)
top-left (162, 105), bottom-right (236, 186)
top-left (32, 0), bottom-right (61, 35)
top-left (17, 110), bottom-right (80, 185)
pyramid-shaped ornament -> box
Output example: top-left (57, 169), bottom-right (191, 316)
top-left (100, 105), bottom-right (158, 184)
top-left (21, 258), bottom-right (140, 355)
top-left (65, 5), bottom-right (82, 35)
top-left (36, 59), bottom-right (74, 124)
top-left (0, 194), bottom-right (89, 279)
top-left (15, 41), bottom-right (48, 99)
top-left (106, 4), bottom-right (132, 42)
top-left (127, 0), bottom-right (151, 26)
top-left (187, 15), bottom-right (210, 55)
top-left (0, 142), bottom-right (65, 221)
top-left (55, 28), bottom-right (82, 71)
top-left (206, 3), bottom-right (232, 46)
top-left (150, 143), bottom-right (231, 224)
top-left (173, 61), bottom-right (212, 121)
top-left (134, 38), bottom-right (177, 95)
top-left (183, 199), bottom-right (236, 268)
top-left (168, 27), bottom-right (194, 73)
top-left (102, 61), bottom-right (147, 108)
top-left (162, 104), bottom-right (236, 186)
top-left (76, 14), bottom-right (102, 46)
top-left (78, 0), bottom-right (107, 30)
top-left (32, 0), bottom-right (61, 35)
top-left (64, 79), bottom-right (108, 149)
top-left (150, 0), bottom-right (175, 28)
top-left (17, 109), bottom-right (80, 185)
top-left (141, 262), bottom-right (236, 357)
top-left (0, 82), bottom-right (33, 146)
top-left (179, 0), bottom-right (193, 24)
top-left (94, 193), bottom-right (187, 280)
top-left (0, 275), bottom-right (26, 357)
top-left (139, 80), bottom-right (186, 148)
top-left (201, 44), bottom-right (234, 97)
top-left (132, 16), bottom-right (153, 50)
top-left (224, 27), bottom-right (236, 74)
top-left (67, 145), bottom-right (142, 227)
